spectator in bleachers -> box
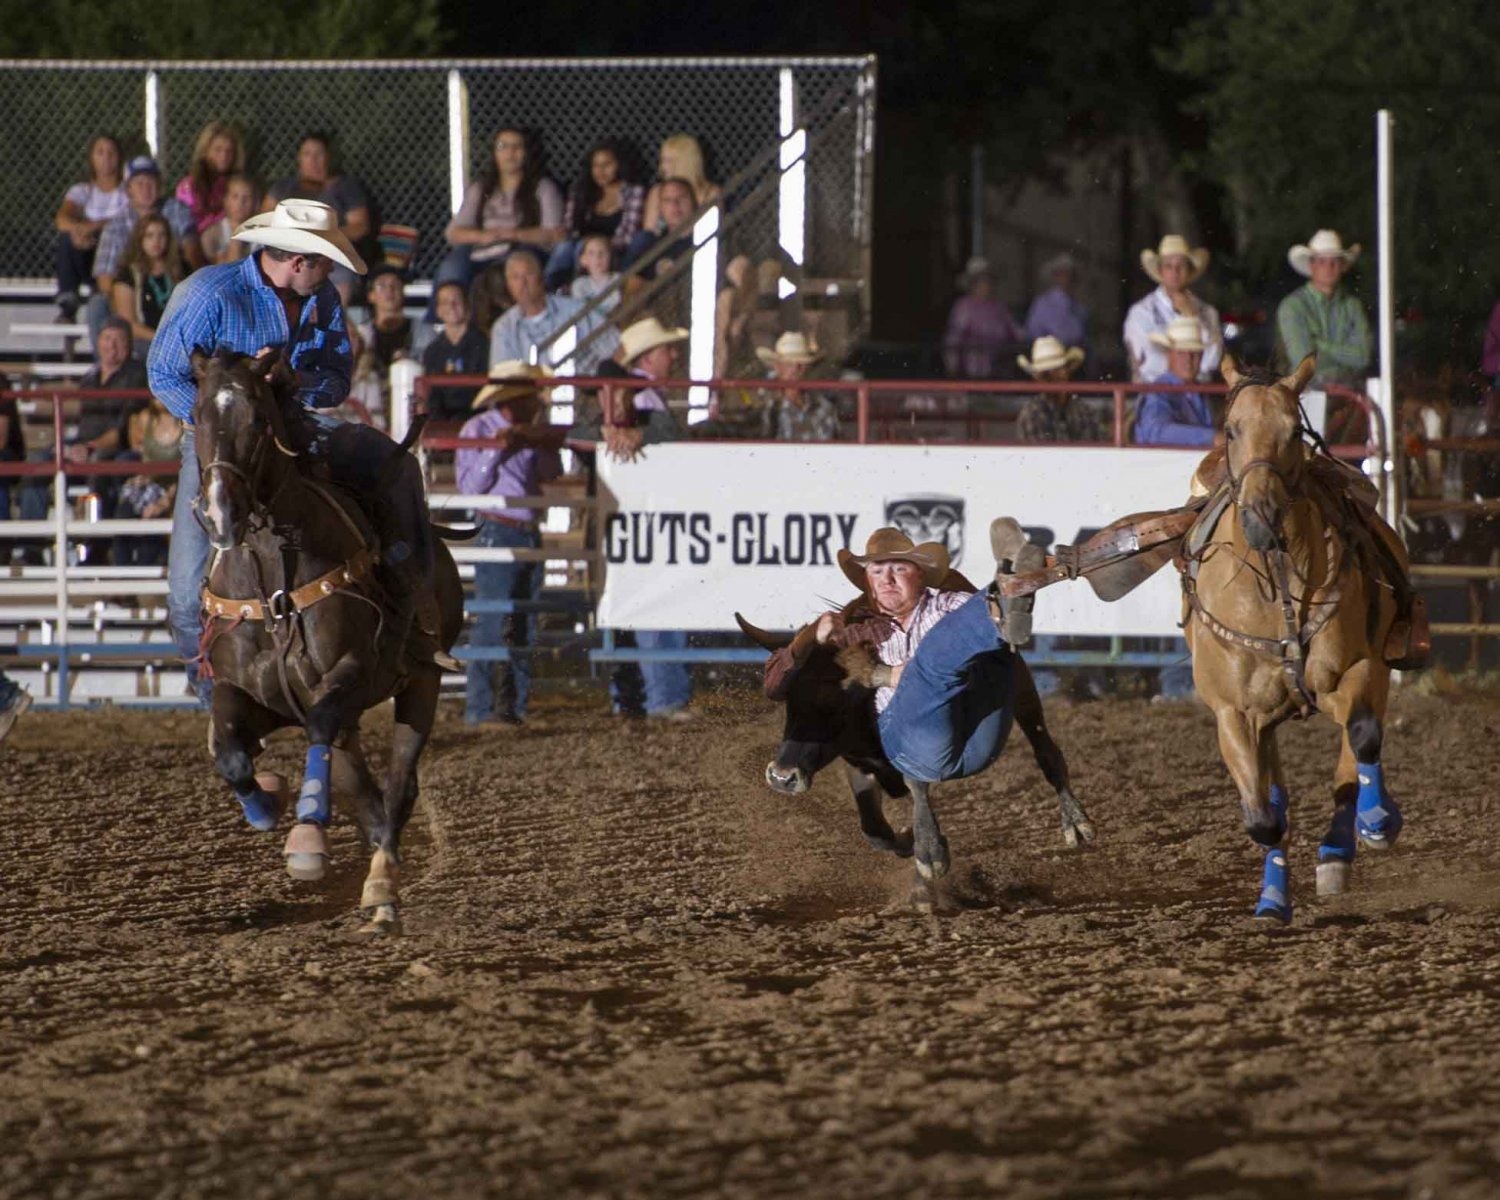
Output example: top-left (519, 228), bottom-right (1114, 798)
top-left (943, 257), bottom-right (1021, 379)
top-left (489, 252), bottom-right (615, 374)
top-left (1276, 229), bottom-right (1372, 443)
top-left (1024, 253), bottom-right (1089, 358)
top-left (53, 134), bottom-right (127, 321)
top-left (173, 121), bottom-right (245, 234)
top-left (437, 127), bottom-right (565, 297)
top-left (348, 264), bottom-right (433, 426)
top-left (1015, 336), bottom-right (1102, 443)
top-left (568, 235), bottom-right (621, 315)
top-left (469, 265), bottom-right (512, 341)
top-left (757, 332), bottom-right (838, 441)
top-left (1123, 234), bottom-right (1222, 383)
top-left (1133, 317), bottom-right (1217, 447)
top-left (200, 174), bottom-right (258, 265)
top-left (457, 362), bottom-right (564, 728)
top-left (609, 317), bottom-right (693, 722)
top-left (544, 140), bottom-right (645, 291)
top-left (421, 281), bottom-right (490, 420)
top-left (20, 317), bottom-right (146, 539)
top-left (0, 667), bottom-right (30, 746)
top-left (640, 134), bottom-right (721, 238)
top-left (0, 370), bottom-right (22, 525)
top-left (89, 157), bottom-right (199, 347)
top-left (265, 133), bottom-right (377, 303)
top-left (110, 213), bottom-right (185, 355)
top-left (112, 394), bottom-right (181, 568)
top-left (623, 178), bottom-right (697, 285)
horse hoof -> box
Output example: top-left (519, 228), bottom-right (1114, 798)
top-left (1316, 861), bottom-right (1350, 896)
top-left (1063, 820), bottom-right (1096, 849)
top-left (1356, 820), bottom-right (1402, 852)
top-left (237, 790), bottom-right (281, 832)
top-left (359, 904), bottom-right (402, 936)
top-left (1253, 902), bottom-right (1293, 925)
top-left (284, 823), bottom-right (329, 882)
top-left (915, 839), bottom-right (951, 882)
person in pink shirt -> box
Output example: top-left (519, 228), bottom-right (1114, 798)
top-left (174, 121), bottom-right (245, 233)
top-left (943, 256), bottom-right (1022, 379)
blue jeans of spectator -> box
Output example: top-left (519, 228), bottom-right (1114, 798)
top-left (876, 592), bottom-right (1017, 783)
top-left (167, 428), bottom-right (213, 705)
top-left (543, 238), bottom-right (582, 291)
top-left (1157, 637), bottom-right (1195, 699)
top-left (623, 230), bottom-right (659, 270)
top-left (83, 292), bottom-right (110, 355)
top-left (610, 629), bottom-right (692, 715)
top-left (55, 233), bottom-right (95, 308)
top-left (465, 521), bottom-right (540, 722)
top-left (0, 448), bottom-right (20, 521)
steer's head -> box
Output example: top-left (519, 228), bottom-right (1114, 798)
top-left (736, 612), bottom-right (878, 796)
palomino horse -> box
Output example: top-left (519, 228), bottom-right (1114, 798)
top-left (1181, 355), bottom-right (1418, 923)
top-left (192, 350), bottom-right (464, 934)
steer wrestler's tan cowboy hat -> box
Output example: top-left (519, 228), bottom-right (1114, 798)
top-left (838, 527), bottom-right (950, 591)
top-left (1288, 229), bottom-right (1361, 276)
top-left (1140, 234), bottom-right (1209, 285)
top-left (755, 331), bottom-right (822, 367)
top-left (1148, 315), bottom-right (1207, 353)
top-left (618, 316), bottom-right (689, 365)
top-left (1017, 335), bottom-right (1085, 376)
top-left (472, 360), bottom-right (553, 411)
top-left (233, 199), bottom-right (368, 274)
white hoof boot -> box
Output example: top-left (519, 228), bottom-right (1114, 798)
top-left (1316, 861), bottom-right (1350, 897)
top-left (284, 822), bottom-right (329, 882)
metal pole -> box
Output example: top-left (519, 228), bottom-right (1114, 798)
top-left (970, 144), bottom-right (984, 262)
top-left (1376, 109), bottom-right (1402, 535)
top-left (51, 397), bottom-right (70, 710)
top-left (144, 70), bottom-right (163, 161)
top-left (447, 69), bottom-right (470, 217)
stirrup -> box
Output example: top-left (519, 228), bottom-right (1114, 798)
top-left (990, 518), bottom-right (1044, 646)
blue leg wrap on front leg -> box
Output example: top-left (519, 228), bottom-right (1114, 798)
top-left (234, 784), bottom-right (281, 832)
top-left (296, 745), bottom-right (333, 825)
top-left (1355, 762), bottom-right (1403, 849)
top-left (1319, 804), bottom-right (1357, 864)
top-left (1255, 847), bottom-right (1293, 924)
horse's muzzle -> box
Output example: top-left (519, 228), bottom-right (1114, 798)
top-left (765, 762), bottom-right (810, 794)
top-left (1241, 505), bottom-right (1278, 551)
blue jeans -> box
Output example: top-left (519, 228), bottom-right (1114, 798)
top-left (544, 238), bottom-right (581, 291)
top-left (167, 428), bottom-right (212, 705)
top-left (877, 592), bottom-right (1016, 783)
top-left (610, 629), bottom-right (693, 715)
top-left (465, 521), bottom-right (541, 722)
top-left (1157, 637), bottom-right (1194, 698)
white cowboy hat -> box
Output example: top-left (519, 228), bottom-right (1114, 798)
top-left (956, 255), bottom-right (994, 288)
top-left (1140, 234), bottom-right (1210, 285)
top-left (1147, 315), bottom-right (1207, 353)
top-left (472, 360), bottom-right (553, 411)
top-left (1017, 335), bottom-right (1084, 377)
top-left (1288, 229), bottom-right (1361, 276)
top-left (755, 331), bottom-right (822, 366)
top-left (618, 316), bottom-right (689, 365)
top-left (233, 199), bottom-right (367, 275)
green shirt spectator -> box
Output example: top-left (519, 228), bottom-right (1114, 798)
top-left (1276, 229), bottom-right (1373, 388)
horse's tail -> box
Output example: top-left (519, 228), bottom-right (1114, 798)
top-left (432, 522), bottom-right (479, 541)
top-left (398, 413), bottom-right (429, 455)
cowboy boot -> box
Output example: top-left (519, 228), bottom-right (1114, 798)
top-left (989, 516), bottom-right (1045, 646)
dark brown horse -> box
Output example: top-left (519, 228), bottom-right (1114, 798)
top-left (1182, 355), bottom-right (1419, 923)
top-left (192, 351), bottom-right (463, 934)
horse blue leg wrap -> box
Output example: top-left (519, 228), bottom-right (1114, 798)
top-left (1355, 761), bottom-right (1403, 848)
top-left (233, 785), bottom-right (280, 832)
top-left (1319, 803), bottom-right (1357, 864)
top-left (1254, 785), bottom-right (1292, 922)
top-left (296, 745), bottom-right (333, 825)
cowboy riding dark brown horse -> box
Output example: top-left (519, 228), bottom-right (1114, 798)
top-left (192, 349), bottom-right (464, 934)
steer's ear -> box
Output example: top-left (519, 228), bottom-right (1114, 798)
top-left (735, 613), bottom-right (795, 650)
top-left (190, 349), bottom-right (212, 381)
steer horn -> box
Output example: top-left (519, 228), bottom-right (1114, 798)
top-left (734, 612), bottom-right (796, 651)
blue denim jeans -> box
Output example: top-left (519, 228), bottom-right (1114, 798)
top-left (166, 428), bottom-right (213, 705)
top-left (877, 592), bottom-right (1016, 783)
top-left (1157, 637), bottom-right (1195, 699)
top-left (543, 238), bottom-right (581, 291)
top-left (610, 629), bottom-right (693, 715)
top-left (465, 521), bottom-right (541, 722)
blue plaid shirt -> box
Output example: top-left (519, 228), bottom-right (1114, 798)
top-left (147, 252), bottom-right (353, 422)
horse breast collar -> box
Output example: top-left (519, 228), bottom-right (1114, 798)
top-left (202, 548), bottom-right (377, 623)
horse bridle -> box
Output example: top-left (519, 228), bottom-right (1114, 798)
top-left (195, 409), bottom-right (299, 536)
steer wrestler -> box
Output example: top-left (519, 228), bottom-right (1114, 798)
top-left (767, 522), bottom-right (1043, 784)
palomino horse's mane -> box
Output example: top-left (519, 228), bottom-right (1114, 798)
top-left (1225, 367), bottom-right (1298, 416)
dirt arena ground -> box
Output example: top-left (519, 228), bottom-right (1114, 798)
top-left (2, 684), bottom-right (1499, 1199)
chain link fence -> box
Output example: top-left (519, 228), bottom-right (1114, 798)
top-left (0, 57), bottom-right (874, 291)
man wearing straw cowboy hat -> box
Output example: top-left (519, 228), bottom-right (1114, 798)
top-left (1123, 234), bottom-right (1223, 383)
top-left (607, 316), bottom-right (695, 720)
top-left (1015, 335), bottom-right (1104, 444)
top-left (1133, 316), bottom-right (1219, 447)
top-left (456, 361), bottom-right (563, 727)
top-left (149, 197), bottom-right (451, 701)
top-left (1276, 229), bottom-right (1373, 393)
top-left (757, 331), bottom-right (839, 442)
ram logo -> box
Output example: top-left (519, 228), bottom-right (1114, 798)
top-left (884, 494), bottom-right (965, 567)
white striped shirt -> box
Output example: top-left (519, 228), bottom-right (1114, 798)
top-left (872, 588), bottom-right (971, 713)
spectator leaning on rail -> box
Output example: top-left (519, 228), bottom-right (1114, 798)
top-left (456, 362), bottom-right (564, 728)
top-left (1123, 234), bottom-right (1223, 384)
top-left (608, 317), bottom-right (694, 722)
top-left (757, 332), bottom-right (839, 441)
top-left (943, 257), bottom-right (1022, 380)
top-left (1024, 253), bottom-right (1089, 362)
top-left (264, 133), bottom-right (379, 305)
top-left (1015, 335), bottom-right (1103, 443)
top-left (148, 198), bottom-right (456, 705)
top-left (489, 251), bottom-right (616, 375)
top-left (52, 134), bottom-right (127, 321)
top-left (1276, 229), bottom-right (1373, 442)
top-left (1133, 317), bottom-right (1220, 448)
top-left (421, 281), bottom-right (490, 420)
top-left (89, 157), bottom-right (200, 349)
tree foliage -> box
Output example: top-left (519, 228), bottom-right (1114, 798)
top-left (1170, 0), bottom-right (1500, 356)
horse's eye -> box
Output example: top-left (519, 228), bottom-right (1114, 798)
top-left (1224, 426), bottom-right (1235, 442)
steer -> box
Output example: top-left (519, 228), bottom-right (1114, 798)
top-left (735, 611), bottom-right (1095, 861)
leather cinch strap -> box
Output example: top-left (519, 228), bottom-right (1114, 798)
top-left (202, 549), bottom-right (376, 623)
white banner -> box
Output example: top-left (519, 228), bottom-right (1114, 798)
top-left (596, 443), bottom-right (1206, 634)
